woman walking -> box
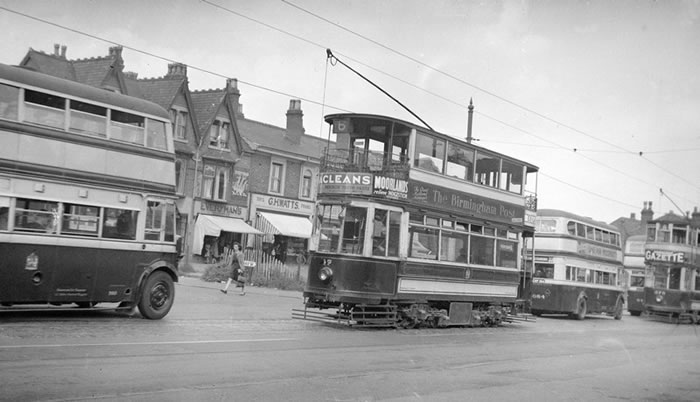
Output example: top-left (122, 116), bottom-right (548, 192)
top-left (220, 242), bottom-right (246, 295)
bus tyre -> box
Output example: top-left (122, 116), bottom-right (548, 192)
top-left (613, 298), bottom-right (624, 320)
top-left (574, 298), bottom-right (587, 320)
top-left (138, 271), bottom-right (175, 320)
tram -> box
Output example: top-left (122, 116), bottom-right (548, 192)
top-left (643, 209), bottom-right (700, 323)
top-left (292, 113), bottom-right (538, 328)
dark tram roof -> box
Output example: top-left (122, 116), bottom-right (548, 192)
top-left (325, 113), bottom-right (538, 170)
top-left (536, 208), bottom-right (619, 232)
top-left (0, 62), bottom-right (170, 120)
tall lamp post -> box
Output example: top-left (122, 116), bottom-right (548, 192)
top-left (182, 148), bottom-right (201, 272)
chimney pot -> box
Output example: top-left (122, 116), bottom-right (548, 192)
top-left (60, 45), bottom-right (67, 58)
top-left (630, 213), bottom-right (636, 220)
top-left (285, 99), bottom-right (304, 144)
top-left (54, 44), bottom-right (60, 56)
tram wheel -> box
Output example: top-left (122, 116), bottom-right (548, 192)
top-left (75, 302), bottom-right (97, 308)
top-left (573, 298), bottom-right (587, 320)
top-left (613, 298), bottom-right (624, 320)
top-left (137, 271), bottom-right (175, 320)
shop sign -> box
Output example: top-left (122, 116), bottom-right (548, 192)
top-left (252, 194), bottom-right (314, 214)
top-left (645, 249), bottom-right (685, 263)
top-left (198, 200), bottom-right (246, 218)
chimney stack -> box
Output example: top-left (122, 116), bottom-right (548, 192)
top-left (60, 45), bottom-right (67, 59)
top-left (226, 78), bottom-right (244, 118)
top-left (641, 201), bottom-right (654, 228)
top-left (285, 99), bottom-right (304, 144)
top-left (166, 62), bottom-right (187, 77)
top-left (54, 44), bottom-right (60, 56)
top-left (691, 207), bottom-right (700, 228)
top-left (630, 213), bottom-right (636, 220)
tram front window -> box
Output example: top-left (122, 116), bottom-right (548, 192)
top-left (317, 204), bottom-right (367, 255)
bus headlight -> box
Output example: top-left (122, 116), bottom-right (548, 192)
top-left (318, 266), bottom-right (333, 283)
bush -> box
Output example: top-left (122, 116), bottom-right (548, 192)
top-left (201, 262), bottom-right (230, 283)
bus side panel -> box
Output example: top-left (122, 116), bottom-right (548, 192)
top-left (530, 282), bottom-right (581, 314)
top-left (0, 240), bottom-right (173, 304)
top-left (0, 242), bottom-right (58, 303)
top-left (627, 289), bottom-right (645, 314)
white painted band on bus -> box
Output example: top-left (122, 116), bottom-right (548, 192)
top-left (0, 232), bottom-right (176, 252)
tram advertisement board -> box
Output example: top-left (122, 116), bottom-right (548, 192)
top-left (319, 172), bottom-right (373, 195)
top-left (408, 180), bottom-right (525, 226)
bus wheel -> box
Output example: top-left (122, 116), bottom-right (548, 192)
top-left (574, 298), bottom-right (587, 320)
top-left (629, 311), bottom-right (642, 317)
top-left (138, 271), bottom-right (175, 320)
top-left (613, 298), bottom-right (624, 320)
top-left (531, 310), bottom-right (543, 317)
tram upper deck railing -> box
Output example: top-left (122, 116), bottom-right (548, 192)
top-left (320, 148), bottom-right (411, 180)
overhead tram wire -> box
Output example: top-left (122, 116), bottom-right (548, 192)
top-left (327, 49), bottom-right (433, 131)
top-left (280, 0), bottom-right (699, 192)
top-left (0, 5), bottom-right (352, 116)
top-left (2, 4), bottom-right (692, 211)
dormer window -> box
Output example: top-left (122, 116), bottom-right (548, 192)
top-left (209, 119), bottom-right (230, 149)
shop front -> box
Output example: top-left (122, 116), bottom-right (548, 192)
top-left (250, 194), bottom-right (314, 266)
top-left (192, 200), bottom-right (260, 262)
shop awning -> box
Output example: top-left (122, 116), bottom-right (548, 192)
top-left (193, 214), bottom-right (262, 255)
top-left (257, 212), bottom-right (312, 239)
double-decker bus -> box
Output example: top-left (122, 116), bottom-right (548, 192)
top-left (643, 210), bottom-right (700, 323)
top-left (0, 62), bottom-right (179, 319)
top-left (527, 209), bottom-right (625, 320)
top-left (293, 113), bottom-right (538, 328)
top-left (623, 234), bottom-right (646, 316)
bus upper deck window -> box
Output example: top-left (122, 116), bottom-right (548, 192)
top-left (0, 83), bottom-right (19, 120)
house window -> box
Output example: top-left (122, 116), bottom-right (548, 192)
top-left (270, 162), bottom-right (284, 194)
top-left (301, 169), bottom-right (313, 198)
top-left (170, 109), bottom-right (188, 141)
top-left (175, 159), bottom-right (185, 195)
top-left (202, 164), bottom-right (228, 201)
top-left (208, 119), bottom-right (230, 149)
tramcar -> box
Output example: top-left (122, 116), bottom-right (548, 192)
top-left (292, 113), bottom-right (538, 328)
top-left (527, 209), bottom-right (625, 320)
top-left (623, 234), bottom-right (646, 316)
top-left (642, 209), bottom-right (700, 323)
top-left (0, 63), bottom-right (179, 319)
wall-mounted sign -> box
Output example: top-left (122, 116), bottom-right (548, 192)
top-left (197, 200), bottom-right (246, 218)
top-left (231, 170), bottom-right (249, 198)
top-left (251, 193), bottom-right (314, 214)
top-left (645, 249), bottom-right (686, 263)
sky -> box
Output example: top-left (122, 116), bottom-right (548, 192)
top-left (1, 0), bottom-right (699, 224)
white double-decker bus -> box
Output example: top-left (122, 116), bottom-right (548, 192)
top-left (527, 209), bottom-right (625, 320)
top-left (0, 62), bottom-right (179, 319)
